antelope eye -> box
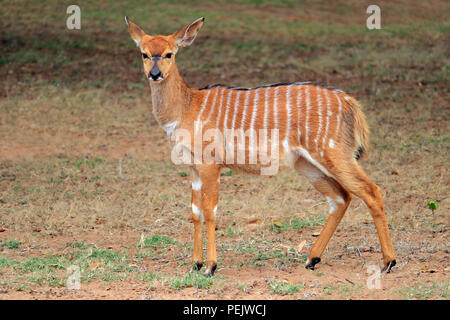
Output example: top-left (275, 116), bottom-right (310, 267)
top-left (165, 53), bottom-right (173, 59)
top-left (142, 53), bottom-right (149, 59)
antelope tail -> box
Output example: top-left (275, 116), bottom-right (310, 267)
top-left (345, 97), bottom-right (370, 161)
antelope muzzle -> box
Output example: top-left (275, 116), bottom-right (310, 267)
top-left (148, 56), bottom-right (163, 81)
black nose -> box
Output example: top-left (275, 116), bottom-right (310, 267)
top-left (149, 70), bottom-right (162, 80)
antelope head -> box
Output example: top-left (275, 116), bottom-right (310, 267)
top-left (125, 16), bottom-right (204, 82)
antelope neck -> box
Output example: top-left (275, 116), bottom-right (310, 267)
top-left (149, 65), bottom-right (191, 131)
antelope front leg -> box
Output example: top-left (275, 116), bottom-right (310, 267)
top-left (190, 168), bottom-right (203, 271)
top-left (198, 164), bottom-right (220, 276)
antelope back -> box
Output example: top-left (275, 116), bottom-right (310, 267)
top-left (184, 82), bottom-right (368, 170)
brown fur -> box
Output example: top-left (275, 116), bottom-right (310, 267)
top-left (126, 17), bottom-right (396, 276)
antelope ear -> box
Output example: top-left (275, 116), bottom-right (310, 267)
top-left (172, 17), bottom-right (204, 47)
top-left (125, 16), bottom-right (145, 47)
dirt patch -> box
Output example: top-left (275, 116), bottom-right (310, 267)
top-left (0, 228), bottom-right (448, 300)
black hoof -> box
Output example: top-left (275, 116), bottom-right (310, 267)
top-left (305, 257), bottom-right (321, 270)
top-left (190, 261), bottom-right (203, 272)
top-left (382, 260), bottom-right (396, 273)
top-left (204, 264), bottom-right (217, 277)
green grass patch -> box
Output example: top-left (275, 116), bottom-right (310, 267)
top-left (0, 246), bottom-right (135, 288)
top-left (74, 158), bottom-right (104, 169)
top-left (170, 272), bottom-right (215, 290)
top-left (221, 169), bottom-right (233, 176)
top-left (268, 280), bottom-right (303, 295)
top-left (138, 234), bottom-right (177, 249)
top-left (270, 218), bottom-right (325, 233)
top-left (217, 226), bottom-right (243, 237)
top-left (250, 247), bottom-right (306, 267)
top-left (0, 239), bottom-right (20, 249)
top-left (394, 281), bottom-right (449, 300)
top-left (139, 271), bottom-right (159, 282)
top-left (0, 256), bottom-right (20, 267)
top-left (178, 171), bottom-right (188, 177)
top-left (66, 241), bottom-right (86, 248)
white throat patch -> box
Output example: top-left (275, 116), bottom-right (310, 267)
top-left (162, 121), bottom-right (179, 136)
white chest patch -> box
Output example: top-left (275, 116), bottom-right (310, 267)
top-left (192, 179), bottom-right (202, 191)
top-left (162, 121), bottom-right (179, 136)
top-left (329, 139), bottom-right (335, 148)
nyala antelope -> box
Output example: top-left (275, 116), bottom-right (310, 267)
top-left (126, 16), bottom-right (396, 276)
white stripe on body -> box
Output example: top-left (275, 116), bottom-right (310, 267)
top-left (231, 91), bottom-right (241, 131)
top-left (334, 91), bottom-right (342, 140)
top-left (297, 85), bottom-right (303, 144)
top-left (215, 88), bottom-right (226, 128)
top-left (283, 86), bottom-right (292, 153)
top-left (197, 90), bottom-right (211, 123)
top-left (304, 86), bottom-right (311, 149)
top-left (273, 87), bottom-right (279, 131)
top-left (205, 88), bottom-right (220, 124)
top-left (315, 87), bottom-right (323, 152)
top-left (240, 90), bottom-right (251, 130)
top-left (322, 88), bottom-right (333, 154)
top-left (223, 90), bottom-right (233, 130)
